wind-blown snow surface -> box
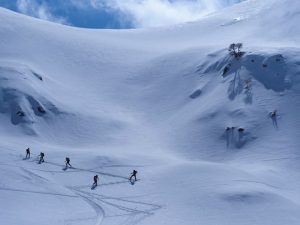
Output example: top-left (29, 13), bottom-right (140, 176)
top-left (1, 0), bottom-right (300, 224)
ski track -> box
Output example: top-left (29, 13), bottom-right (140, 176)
top-left (0, 186), bottom-right (79, 198)
top-left (66, 175), bottom-right (161, 225)
top-left (73, 191), bottom-right (105, 225)
top-left (71, 188), bottom-right (161, 225)
top-left (8, 152), bottom-right (162, 225)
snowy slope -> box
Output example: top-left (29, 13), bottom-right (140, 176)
top-left (1, 0), bottom-right (300, 225)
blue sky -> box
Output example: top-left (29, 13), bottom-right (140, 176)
top-left (0, 0), bottom-right (242, 29)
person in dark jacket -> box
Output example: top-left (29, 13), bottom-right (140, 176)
top-left (93, 175), bottom-right (99, 186)
top-left (65, 157), bottom-right (72, 168)
top-left (25, 148), bottom-right (30, 159)
top-left (39, 152), bottom-right (45, 164)
top-left (129, 170), bottom-right (138, 181)
top-left (271, 110), bottom-right (277, 118)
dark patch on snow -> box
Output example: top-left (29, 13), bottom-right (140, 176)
top-left (27, 96), bottom-right (46, 116)
top-left (221, 192), bottom-right (266, 204)
top-left (221, 52), bottom-right (290, 92)
top-left (31, 71), bottom-right (43, 81)
top-left (189, 89), bottom-right (202, 99)
top-left (227, 71), bottom-right (244, 100)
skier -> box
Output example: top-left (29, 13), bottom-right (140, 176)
top-left (25, 148), bottom-right (30, 159)
top-left (270, 110), bottom-right (278, 127)
top-left (129, 170), bottom-right (138, 182)
top-left (65, 157), bottom-right (72, 168)
top-left (93, 175), bottom-right (99, 187)
top-left (39, 152), bottom-right (45, 164)
top-left (271, 110), bottom-right (277, 118)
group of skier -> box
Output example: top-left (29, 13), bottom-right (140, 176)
top-left (24, 148), bottom-right (138, 188)
top-left (25, 148), bottom-right (45, 164)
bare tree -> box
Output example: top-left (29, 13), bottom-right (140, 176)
top-left (228, 43), bottom-right (243, 58)
top-left (236, 43), bottom-right (243, 53)
top-left (228, 43), bottom-right (236, 54)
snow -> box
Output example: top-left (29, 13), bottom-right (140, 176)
top-left (0, 0), bottom-right (300, 224)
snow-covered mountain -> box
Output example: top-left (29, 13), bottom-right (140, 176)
top-left (1, 0), bottom-right (300, 225)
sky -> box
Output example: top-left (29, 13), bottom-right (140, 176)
top-left (0, 0), bottom-right (243, 29)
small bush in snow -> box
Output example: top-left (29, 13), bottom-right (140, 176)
top-left (16, 111), bottom-right (25, 117)
top-left (228, 43), bottom-right (244, 58)
top-left (37, 106), bottom-right (46, 113)
top-left (238, 128), bottom-right (245, 132)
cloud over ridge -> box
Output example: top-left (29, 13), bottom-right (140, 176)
top-left (16, 0), bottom-right (67, 24)
top-left (10, 0), bottom-right (242, 28)
top-left (91, 0), bottom-right (243, 27)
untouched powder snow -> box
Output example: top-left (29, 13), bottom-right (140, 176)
top-left (0, 0), bottom-right (300, 224)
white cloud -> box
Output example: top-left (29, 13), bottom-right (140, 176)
top-left (68, 0), bottom-right (91, 9)
top-left (15, 0), bottom-right (242, 28)
top-left (68, 0), bottom-right (106, 10)
top-left (89, 0), bottom-right (242, 28)
top-left (16, 0), bottom-right (67, 24)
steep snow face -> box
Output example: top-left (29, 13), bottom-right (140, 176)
top-left (0, 62), bottom-right (137, 147)
top-left (0, 0), bottom-right (300, 225)
top-left (128, 47), bottom-right (300, 161)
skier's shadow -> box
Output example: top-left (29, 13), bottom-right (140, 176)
top-left (62, 166), bottom-right (74, 171)
top-left (91, 184), bottom-right (97, 190)
top-left (129, 179), bottom-right (139, 185)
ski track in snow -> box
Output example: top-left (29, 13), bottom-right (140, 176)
top-left (71, 187), bottom-right (161, 225)
top-left (1, 151), bottom-right (162, 225)
top-left (65, 165), bottom-right (162, 225)
top-left (73, 191), bottom-right (105, 225)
